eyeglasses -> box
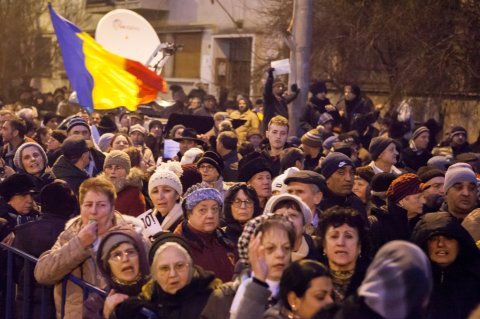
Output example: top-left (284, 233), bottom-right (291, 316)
top-left (232, 199), bottom-right (254, 208)
top-left (198, 164), bottom-right (215, 171)
top-left (157, 262), bottom-right (190, 276)
top-left (109, 248), bottom-right (138, 262)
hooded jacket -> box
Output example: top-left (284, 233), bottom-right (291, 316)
top-left (315, 241), bottom-right (432, 319)
top-left (411, 212), bottom-right (480, 319)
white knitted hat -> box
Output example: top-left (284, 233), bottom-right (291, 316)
top-left (148, 168), bottom-right (183, 195)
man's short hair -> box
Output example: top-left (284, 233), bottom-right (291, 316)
top-left (280, 148), bottom-right (305, 172)
top-left (218, 131), bottom-right (238, 151)
top-left (268, 115), bottom-right (289, 130)
top-left (7, 118), bottom-right (26, 138)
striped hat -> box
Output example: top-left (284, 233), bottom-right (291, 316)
top-left (386, 173), bottom-right (423, 203)
top-left (301, 127), bottom-right (323, 148)
top-left (412, 126), bottom-right (429, 141)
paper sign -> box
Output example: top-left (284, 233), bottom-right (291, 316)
top-left (137, 209), bottom-right (162, 242)
top-left (271, 59), bottom-right (290, 76)
top-left (163, 139), bottom-right (180, 159)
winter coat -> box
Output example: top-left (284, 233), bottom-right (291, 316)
top-left (13, 213), bottom-right (70, 319)
top-left (98, 168), bottom-right (146, 217)
top-left (114, 267), bottom-right (220, 319)
top-left (47, 149), bottom-right (63, 167)
top-left (89, 148), bottom-right (106, 177)
top-left (83, 225), bottom-right (151, 319)
top-left (411, 212), bottom-right (480, 319)
top-left (51, 155), bottom-right (89, 195)
top-left (319, 187), bottom-right (367, 222)
top-left (174, 221), bottom-right (237, 282)
top-left (401, 147), bottom-right (432, 172)
top-left (335, 90), bottom-right (374, 132)
top-left (299, 96), bottom-right (338, 133)
top-left (231, 109), bottom-right (260, 144)
top-left (34, 212), bottom-right (131, 319)
top-left (368, 203), bottom-right (412, 257)
top-left (0, 202), bottom-right (40, 241)
top-left (200, 280), bottom-right (240, 319)
top-left (316, 241), bottom-right (432, 319)
top-left (221, 150), bottom-right (239, 182)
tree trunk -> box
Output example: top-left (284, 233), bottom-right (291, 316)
top-left (288, 0), bottom-right (313, 136)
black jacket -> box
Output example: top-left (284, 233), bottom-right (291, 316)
top-left (115, 267), bottom-right (218, 319)
top-left (368, 203), bottom-right (412, 257)
top-left (299, 96), bottom-right (339, 134)
top-left (411, 212), bottom-right (480, 319)
top-left (221, 150), bottom-right (239, 182)
top-left (51, 155), bottom-right (89, 195)
top-left (401, 147), bottom-right (432, 172)
top-left (262, 73), bottom-right (298, 131)
top-left (319, 188), bottom-right (367, 222)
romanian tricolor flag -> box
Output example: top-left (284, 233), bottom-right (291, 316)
top-left (48, 4), bottom-right (167, 112)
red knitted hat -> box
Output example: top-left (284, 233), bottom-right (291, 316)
top-left (386, 173), bottom-right (423, 203)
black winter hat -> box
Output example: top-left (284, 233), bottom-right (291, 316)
top-left (40, 180), bottom-right (78, 217)
top-left (197, 151), bottom-right (224, 174)
top-left (450, 126), bottom-right (467, 139)
top-left (321, 152), bottom-right (354, 180)
top-left (97, 115), bottom-right (118, 135)
top-left (309, 81), bottom-right (327, 95)
top-left (238, 152), bottom-right (273, 182)
top-left (149, 232), bottom-right (192, 265)
top-left (368, 136), bottom-right (396, 161)
top-left (370, 172), bottom-right (397, 193)
top-left (43, 112), bottom-right (61, 126)
top-left (0, 174), bottom-right (37, 201)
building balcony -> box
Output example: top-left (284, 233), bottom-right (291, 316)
top-left (86, 0), bottom-right (169, 13)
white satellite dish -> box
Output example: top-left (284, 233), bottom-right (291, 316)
top-left (95, 9), bottom-right (163, 66)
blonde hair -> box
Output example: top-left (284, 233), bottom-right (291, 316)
top-left (79, 177), bottom-right (117, 206)
top-left (268, 115), bottom-right (289, 130)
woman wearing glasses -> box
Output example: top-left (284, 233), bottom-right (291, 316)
top-left (174, 183), bottom-right (237, 282)
top-left (84, 226), bottom-right (150, 319)
top-left (114, 233), bottom-right (219, 319)
top-left (222, 183), bottom-right (262, 245)
top-left (34, 177), bottom-right (141, 319)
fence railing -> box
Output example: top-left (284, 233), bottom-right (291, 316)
top-left (1, 242), bottom-right (158, 319)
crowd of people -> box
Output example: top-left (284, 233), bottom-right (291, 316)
top-left (0, 71), bottom-right (480, 319)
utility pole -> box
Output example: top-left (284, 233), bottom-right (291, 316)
top-left (287, 0), bottom-right (313, 136)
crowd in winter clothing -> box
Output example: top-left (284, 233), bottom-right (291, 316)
top-left (0, 78), bottom-right (479, 319)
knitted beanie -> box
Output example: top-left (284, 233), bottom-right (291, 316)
top-left (197, 151), bottom-right (224, 174)
top-left (427, 156), bottom-right (450, 171)
top-left (371, 172), bottom-right (397, 193)
top-left (98, 133), bottom-right (115, 152)
top-left (386, 173), bottom-right (423, 203)
top-left (104, 150), bottom-right (131, 174)
top-left (66, 117), bottom-right (90, 133)
top-left (412, 126), bottom-right (429, 141)
top-left (444, 162), bottom-right (477, 192)
top-left (148, 168), bottom-right (183, 196)
top-left (301, 128), bottom-right (323, 148)
top-left (450, 126), bottom-right (467, 139)
top-left (182, 183), bottom-right (223, 211)
top-left (369, 137), bottom-right (396, 161)
top-left (13, 142), bottom-right (48, 172)
top-left (100, 234), bottom-right (134, 264)
top-left (318, 112), bottom-right (334, 125)
top-left (321, 152), bottom-right (354, 180)
top-left (322, 136), bottom-right (339, 152)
